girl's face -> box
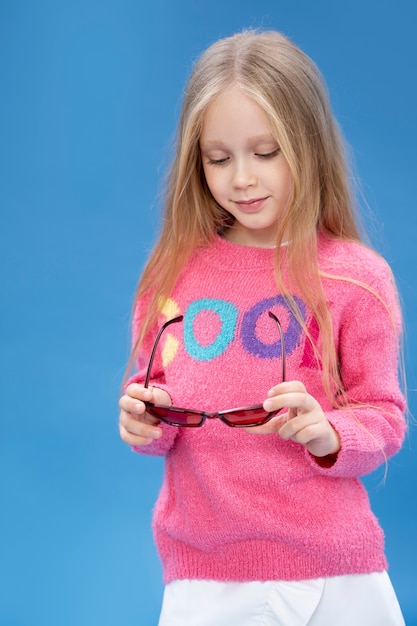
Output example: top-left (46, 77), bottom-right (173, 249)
top-left (200, 86), bottom-right (293, 248)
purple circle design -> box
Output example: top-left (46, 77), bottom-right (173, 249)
top-left (241, 295), bottom-right (307, 358)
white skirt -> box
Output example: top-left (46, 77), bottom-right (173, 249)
top-left (158, 572), bottom-right (405, 626)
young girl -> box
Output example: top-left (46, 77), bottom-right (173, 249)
top-left (119, 30), bottom-right (406, 625)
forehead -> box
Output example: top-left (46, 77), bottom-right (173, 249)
top-left (200, 86), bottom-right (275, 144)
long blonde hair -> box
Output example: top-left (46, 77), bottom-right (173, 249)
top-left (127, 29), bottom-right (376, 401)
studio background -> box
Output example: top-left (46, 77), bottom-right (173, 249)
top-left (1, 1), bottom-right (416, 624)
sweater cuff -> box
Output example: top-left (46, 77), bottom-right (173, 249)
top-left (303, 411), bottom-right (388, 478)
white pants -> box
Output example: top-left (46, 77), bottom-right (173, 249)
top-left (158, 572), bottom-right (405, 626)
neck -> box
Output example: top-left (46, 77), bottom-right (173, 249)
top-left (223, 228), bottom-right (288, 249)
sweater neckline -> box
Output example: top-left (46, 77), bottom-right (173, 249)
top-left (194, 233), bottom-right (337, 272)
top-left (194, 235), bottom-right (283, 271)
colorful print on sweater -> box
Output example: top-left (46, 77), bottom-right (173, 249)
top-left (129, 234), bottom-right (406, 584)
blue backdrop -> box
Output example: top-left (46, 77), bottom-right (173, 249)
top-left (1, 1), bottom-right (416, 624)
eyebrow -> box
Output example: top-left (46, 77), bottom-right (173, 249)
top-left (200, 134), bottom-right (277, 148)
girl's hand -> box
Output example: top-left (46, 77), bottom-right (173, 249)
top-left (119, 383), bottom-right (171, 446)
top-left (245, 381), bottom-right (340, 459)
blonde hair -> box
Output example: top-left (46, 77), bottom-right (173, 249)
top-left (126, 30), bottom-right (385, 403)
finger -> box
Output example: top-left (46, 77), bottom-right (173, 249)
top-left (278, 414), bottom-right (325, 445)
top-left (119, 392), bottom-right (153, 417)
top-left (119, 422), bottom-right (158, 447)
top-left (266, 380), bottom-right (307, 397)
top-left (119, 411), bottom-right (162, 441)
top-left (119, 407), bottom-right (160, 431)
top-left (125, 383), bottom-right (154, 401)
top-left (264, 391), bottom-right (316, 414)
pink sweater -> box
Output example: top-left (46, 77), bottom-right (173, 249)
top-left (129, 234), bottom-right (406, 583)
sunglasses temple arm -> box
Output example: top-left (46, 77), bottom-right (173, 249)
top-left (268, 311), bottom-right (286, 383)
top-left (143, 315), bottom-right (184, 388)
top-left (144, 311), bottom-right (284, 389)
top-left (280, 324), bottom-right (286, 382)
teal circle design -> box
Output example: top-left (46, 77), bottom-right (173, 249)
top-left (184, 298), bottom-right (238, 361)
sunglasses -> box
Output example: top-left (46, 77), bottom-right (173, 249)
top-left (143, 311), bottom-right (286, 428)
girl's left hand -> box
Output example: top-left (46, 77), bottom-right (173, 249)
top-left (245, 381), bottom-right (340, 459)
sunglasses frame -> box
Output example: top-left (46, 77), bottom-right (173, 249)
top-left (143, 311), bottom-right (286, 428)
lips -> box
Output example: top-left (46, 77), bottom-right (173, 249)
top-left (234, 197), bottom-right (268, 213)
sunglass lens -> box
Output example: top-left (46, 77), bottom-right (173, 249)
top-left (222, 406), bottom-right (273, 427)
top-left (146, 404), bottom-right (204, 427)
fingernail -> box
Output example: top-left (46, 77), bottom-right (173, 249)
top-left (267, 389), bottom-right (275, 397)
top-left (152, 429), bottom-right (161, 438)
top-left (264, 400), bottom-right (273, 411)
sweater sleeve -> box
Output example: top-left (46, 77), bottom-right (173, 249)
top-left (126, 297), bottom-right (179, 457)
top-left (306, 258), bottom-right (407, 478)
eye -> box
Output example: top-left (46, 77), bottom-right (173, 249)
top-left (206, 156), bottom-right (229, 166)
top-left (255, 148), bottom-right (280, 159)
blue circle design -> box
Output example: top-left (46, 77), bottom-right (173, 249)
top-left (241, 295), bottom-right (306, 358)
top-left (184, 298), bottom-right (238, 361)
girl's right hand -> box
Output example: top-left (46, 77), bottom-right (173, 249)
top-left (119, 383), bottom-right (170, 446)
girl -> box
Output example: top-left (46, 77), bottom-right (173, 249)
top-left (119, 30), bottom-right (406, 625)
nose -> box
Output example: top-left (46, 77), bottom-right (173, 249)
top-left (232, 158), bottom-right (257, 189)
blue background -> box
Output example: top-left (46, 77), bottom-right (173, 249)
top-left (1, 1), bottom-right (416, 624)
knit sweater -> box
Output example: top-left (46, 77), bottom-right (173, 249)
top-left (129, 234), bottom-right (406, 584)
